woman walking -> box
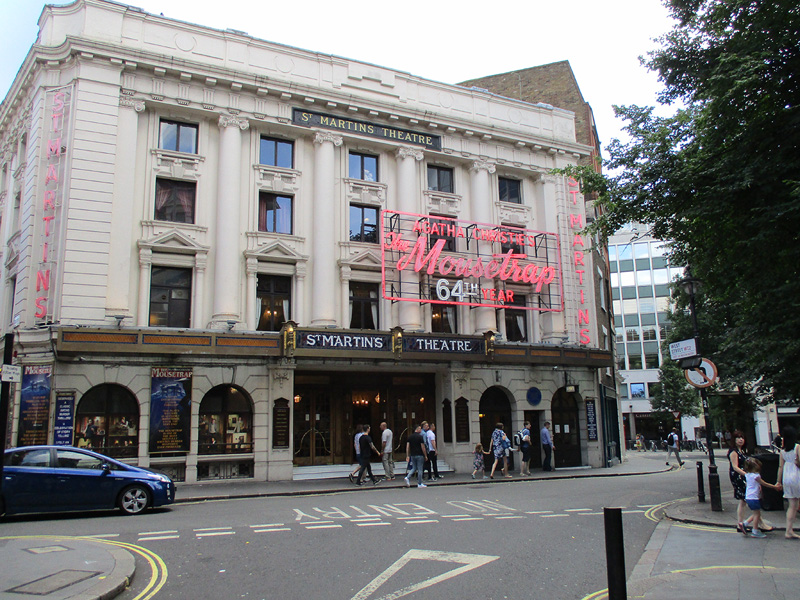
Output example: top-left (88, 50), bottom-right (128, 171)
top-left (728, 430), bottom-right (752, 532)
top-left (777, 426), bottom-right (800, 539)
top-left (489, 423), bottom-right (511, 479)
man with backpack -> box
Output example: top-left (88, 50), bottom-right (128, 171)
top-left (666, 427), bottom-right (684, 466)
top-left (518, 420), bottom-right (532, 476)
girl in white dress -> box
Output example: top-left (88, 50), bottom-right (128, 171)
top-left (777, 426), bottom-right (800, 539)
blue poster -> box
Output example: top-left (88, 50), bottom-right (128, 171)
top-left (149, 367), bottom-right (192, 453)
top-left (53, 391), bottom-right (75, 446)
top-left (18, 365), bottom-right (52, 446)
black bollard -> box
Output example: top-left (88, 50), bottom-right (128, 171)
top-left (603, 507), bottom-right (626, 600)
top-left (697, 461), bottom-right (706, 502)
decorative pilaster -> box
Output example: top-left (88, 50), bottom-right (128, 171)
top-left (310, 131), bottom-right (342, 326)
top-left (469, 160), bottom-right (497, 334)
top-left (245, 257), bottom-right (258, 330)
top-left (211, 114), bottom-right (249, 326)
top-left (137, 248), bottom-right (152, 326)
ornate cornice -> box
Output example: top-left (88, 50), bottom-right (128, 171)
top-left (396, 146), bottom-right (424, 161)
top-left (313, 131), bottom-right (343, 147)
top-left (119, 97), bottom-right (145, 112)
top-left (470, 159), bottom-right (496, 174)
top-left (218, 114), bottom-right (249, 130)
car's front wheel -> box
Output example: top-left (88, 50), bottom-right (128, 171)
top-left (118, 485), bottom-right (151, 515)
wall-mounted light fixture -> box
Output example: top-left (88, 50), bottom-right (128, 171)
top-left (483, 330), bottom-right (496, 357)
top-left (113, 315), bottom-right (131, 329)
top-left (282, 320), bottom-right (298, 357)
top-left (391, 326), bottom-right (403, 359)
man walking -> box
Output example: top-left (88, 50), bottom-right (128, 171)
top-left (541, 421), bottom-right (555, 472)
top-left (355, 425), bottom-right (381, 485)
top-left (348, 424), bottom-right (364, 483)
top-left (666, 427), bottom-right (684, 466)
top-left (425, 423), bottom-right (440, 481)
top-left (405, 424), bottom-right (428, 488)
top-left (380, 421), bottom-right (394, 480)
top-left (519, 420), bottom-right (532, 476)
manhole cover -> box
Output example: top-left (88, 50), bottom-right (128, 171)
top-left (24, 545), bottom-right (70, 555)
top-left (6, 570), bottom-right (102, 595)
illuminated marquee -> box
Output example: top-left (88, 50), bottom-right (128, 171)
top-left (567, 178), bottom-right (592, 345)
top-left (382, 210), bottom-right (563, 311)
top-left (35, 85), bottom-right (70, 323)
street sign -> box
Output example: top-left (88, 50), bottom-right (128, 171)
top-left (669, 338), bottom-right (698, 361)
top-left (1, 364), bottom-right (21, 383)
top-left (685, 358), bottom-right (718, 389)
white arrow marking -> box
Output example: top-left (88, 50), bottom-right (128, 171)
top-left (351, 549), bottom-right (499, 600)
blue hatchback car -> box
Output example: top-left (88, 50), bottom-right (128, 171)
top-left (2, 446), bottom-right (176, 516)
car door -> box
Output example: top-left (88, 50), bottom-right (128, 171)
top-left (3, 448), bottom-right (57, 514)
top-left (54, 448), bottom-right (120, 510)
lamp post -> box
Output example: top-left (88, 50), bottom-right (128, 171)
top-left (679, 270), bottom-right (722, 511)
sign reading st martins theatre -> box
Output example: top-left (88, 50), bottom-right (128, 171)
top-left (382, 210), bottom-right (563, 311)
top-left (293, 109), bottom-right (441, 151)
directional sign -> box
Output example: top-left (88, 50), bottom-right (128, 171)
top-left (1, 364), bottom-right (21, 383)
top-left (352, 549), bottom-right (499, 600)
top-left (669, 338), bottom-right (698, 361)
top-left (685, 358), bottom-right (718, 389)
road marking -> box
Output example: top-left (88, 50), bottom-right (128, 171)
top-left (250, 523), bottom-right (284, 528)
top-left (578, 512), bottom-right (604, 516)
top-left (253, 527), bottom-right (291, 533)
top-left (493, 516), bottom-right (526, 520)
top-left (351, 549), bottom-right (499, 600)
top-left (195, 531), bottom-right (235, 538)
top-left (351, 518), bottom-right (382, 522)
top-left (451, 517), bottom-right (483, 522)
top-left (140, 530), bottom-right (178, 536)
top-left (403, 519), bottom-right (439, 524)
top-left (541, 514), bottom-right (570, 518)
top-left (525, 510), bottom-right (553, 514)
top-left (622, 510), bottom-right (646, 514)
top-left (193, 527), bottom-right (233, 532)
top-left (565, 508), bottom-right (592, 512)
top-left (85, 533), bottom-right (120, 539)
top-left (441, 514), bottom-right (471, 518)
top-left (138, 535), bottom-right (180, 541)
top-left (357, 522), bottom-right (391, 527)
top-left (305, 524), bottom-right (342, 529)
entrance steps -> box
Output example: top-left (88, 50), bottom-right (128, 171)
top-left (293, 460), bottom-right (454, 481)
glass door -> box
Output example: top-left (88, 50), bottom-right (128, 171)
top-left (293, 390), bottom-right (332, 466)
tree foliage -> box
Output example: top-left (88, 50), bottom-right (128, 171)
top-left (566, 0), bottom-right (800, 402)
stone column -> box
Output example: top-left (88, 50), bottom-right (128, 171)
top-left (211, 114), bottom-right (249, 326)
top-left (310, 131), bottom-right (342, 327)
top-left (245, 257), bottom-right (258, 330)
top-left (107, 97), bottom-right (144, 315)
top-left (137, 248), bottom-right (152, 326)
top-left (339, 265), bottom-right (351, 327)
top-left (194, 253), bottom-right (207, 329)
top-left (294, 263), bottom-right (307, 325)
top-left (469, 160), bottom-right (498, 334)
top-left (396, 146), bottom-right (424, 330)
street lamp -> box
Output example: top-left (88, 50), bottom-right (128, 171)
top-left (679, 270), bottom-right (722, 511)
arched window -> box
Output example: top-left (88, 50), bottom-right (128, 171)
top-left (75, 384), bottom-right (139, 458)
top-left (198, 385), bottom-right (253, 454)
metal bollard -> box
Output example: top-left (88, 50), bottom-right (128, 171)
top-left (603, 507), bottom-right (627, 600)
top-left (697, 461), bottom-right (706, 502)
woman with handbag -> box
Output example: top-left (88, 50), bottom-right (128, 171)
top-left (489, 423), bottom-right (512, 479)
top-left (777, 426), bottom-right (800, 539)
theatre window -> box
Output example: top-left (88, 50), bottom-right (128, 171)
top-left (257, 274), bottom-right (291, 331)
top-left (198, 385), bottom-right (253, 455)
top-left (430, 289), bottom-right (458, 334)
top-left (427, 165), bottom-right (454, 193)
top-left (258, 192), bottom-right (293, 234)
top-left (349, 204), bottom-right (379, 243)
top-left (155, 178), bottom-right (196, 223)
top-left (499, 177), bottom-right (522, 204)
top-left (159, 119), bottom-right (198, 154)
top-left (350, 282), bottom-right (379, 330)
top-left (502, 293), bottom-right (528, 342)
top-left (501, 225), bottom-right (525, 255)
top-left (150, 267), bottom-right (192, 328)
top-left (349, 152), bottom-right (378, 181)
top-left (75, 384), bottom-right (139, 458)
top-left (428, 215), bottom-right (456, 252)
top-left (260, 136), bottom-right (293, 168)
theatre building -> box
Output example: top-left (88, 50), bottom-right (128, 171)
top-left (0, 0), bottom-right (620, 483)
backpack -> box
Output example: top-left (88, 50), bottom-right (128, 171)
top-left (667, 433), bottom-right (676, 446)
top-left (513, 431), bottom-right (523, 447)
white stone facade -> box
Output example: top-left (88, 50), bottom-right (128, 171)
top-left (0, 0), bottom-right (620, 482)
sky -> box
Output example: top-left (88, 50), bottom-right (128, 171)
top-left (1, 0), bottom-right (675, 154)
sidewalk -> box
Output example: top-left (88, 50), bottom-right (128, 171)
top-left (5, 452), bottom-right (796, 600)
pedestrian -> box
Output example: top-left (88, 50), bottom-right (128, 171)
top-left (665, 428), bottom-right (684, 466)
top-left (355, 425), bottom-right (381, 486)
top-left (541, 421), bottom-right (554, 472)
top-left (380, 421), bottom-right (394, 480)
top-left (776, 426), bottom-right (800, 539)
top-left (426, 423), bottom-right (440, 480)
top-left (472, 443), bottom-right (490, 479)
top-left (741, 457), bottom-right (782, 538)
top-left (635, 434), bottom-right (644, 452)
top-left (489, 423), bottom-right (511, 479)
top-left (519, 420), bottom-right (532, 476)
top-left (348, 424), bottom-right (363, 483)
top-left (404, 424), bottom-right (428, 488)
top-left (728, 430), bottom-right (754, 533)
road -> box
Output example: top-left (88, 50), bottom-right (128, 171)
top-left (1, 460), bottom-right (698, 600)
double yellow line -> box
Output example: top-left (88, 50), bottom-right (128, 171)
top-left (0, 535), bottom-right (168, 599)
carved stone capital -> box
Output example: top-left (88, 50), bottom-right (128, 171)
top-left (119, 97), bottom-right (145, 112)
top-left (396, 146), bottom-right (424, 161)
top-left (218, 114), bottom-right (250, 131)
top-left (470, 159), bottom-right (496, 174)
top-left (313, 131), bottom-right (343, 147)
